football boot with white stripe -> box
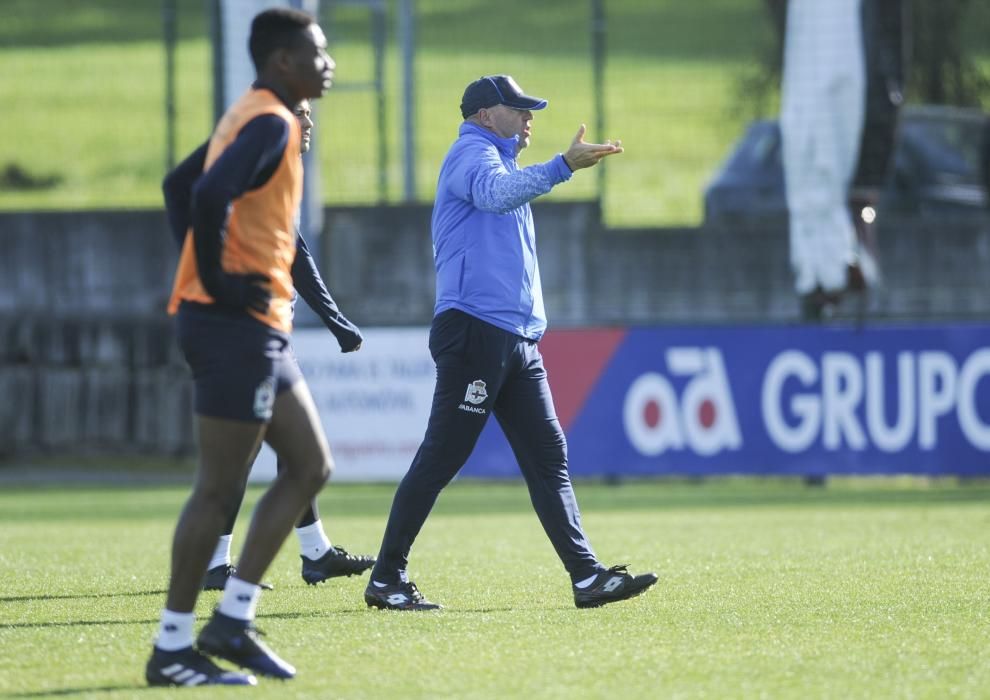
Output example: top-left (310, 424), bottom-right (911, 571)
top-left (196, 611), bottom-right (296, 679)
top-left (364, 580), bottom-right (442, 610)
top-left (573, 564), bottom-right (658, 609)
top-left (145, 646), bottom-right (257, 687)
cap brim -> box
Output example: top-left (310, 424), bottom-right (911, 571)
top-left (504, 95), bottom-right (548, 111)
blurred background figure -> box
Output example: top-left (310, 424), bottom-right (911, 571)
top-left (780, 0), bottom-right (905, 321)
top-left (848, 0), bottom-right (906, 302)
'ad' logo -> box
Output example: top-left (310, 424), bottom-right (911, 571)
top-left (623, 348), bottom-right (742, 456)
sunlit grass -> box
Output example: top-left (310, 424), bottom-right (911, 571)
top-left (0, 478), bottom-right (988, 698)
top-left (2, 0), bottom-right (986, 227)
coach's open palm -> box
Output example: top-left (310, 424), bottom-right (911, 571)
top-left (563, 124), bottom-right (623, 170)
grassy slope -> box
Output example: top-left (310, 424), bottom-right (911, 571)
top-left (1, 479), bottom-right (988, 699)
top-left (0, 2), bottom-right (986, 226)
top-left (0, 0), bottom-right (770, 226)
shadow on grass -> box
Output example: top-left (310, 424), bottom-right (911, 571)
top-left (424, 607), bottom-right (516, 614)
top-left (0, 604), bottom-right (555, 632)
top-left (254, 608), bottom-right (385, 622)
top-left (0, 589), bottom-right (166, 603)
top-left (5, 684), bottom-right (146, 698)
top-left (0, 618), bottom-right (158, 631)
top-left (1, 0), bottom-right (766, 62)
top-left (0, 0), bottom-right (209, 48)
top-left (0, 608), bottom-right (364, 632)
top-left (2, 478), bottom-right (989, 522)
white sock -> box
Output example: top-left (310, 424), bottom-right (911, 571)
top-left (218, 576), bottom-right (261, 621)
top-left (208, 534), bottom-right (233, 570)
top-left (574, 573), bottom-right (599, 589)
top-left (296, 521), bottom-right (332, 561)
top-left (155, 609), bottom-right (195, 651)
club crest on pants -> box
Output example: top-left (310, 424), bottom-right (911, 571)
top-left (464, 379), bottom-right (488, 404)
top-left (459, 379), bottom-right (488, 415)
top-left (253, 377), bottom-right (275, 420)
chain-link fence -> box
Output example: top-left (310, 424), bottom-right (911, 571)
top-left (1, 1), bottom-right (987, 226)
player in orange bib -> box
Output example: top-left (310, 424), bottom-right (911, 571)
top-left (146, 8), bottom-right (337, 687)
top-left (162, 98), bottom-right (375, 591)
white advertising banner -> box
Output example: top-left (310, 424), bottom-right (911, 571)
top-left (249, 327), bottom-right (434, 482)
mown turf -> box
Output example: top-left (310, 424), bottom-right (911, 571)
top-left (0, 478), bottom-right (988, 699)
top-left (2, 2), bottom-right (989, 226)
top-left (0, 0), bottom-right (781, 226)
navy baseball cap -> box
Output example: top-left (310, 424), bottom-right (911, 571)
top-left (460, 75), bottom-right (548, 118)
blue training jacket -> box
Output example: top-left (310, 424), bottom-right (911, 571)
top-left (431, 121), bottom-right (573, 341)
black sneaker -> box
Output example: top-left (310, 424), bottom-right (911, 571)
top-left (146, 646), bottom-right (257, 687)
top-left (301, 545), bottom-right (376, 585)
top-left (364, 580), bottom-right (442, 610)
top-left (202, 564), bottom-right (273, 592)
top-left (196, 611), bottom-right (296, 679)
top-left (573, 565), bottom-right (658, 609)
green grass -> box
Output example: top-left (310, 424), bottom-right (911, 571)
top-left (1, 478), bottom-right (989, 698)
top-left (0, 0), bottom-right (773, 226)
top-left (0, 1), bottom-right (988, 225)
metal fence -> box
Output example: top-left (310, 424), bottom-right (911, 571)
top-left (1, 1), bottom-right (987, 226)
top-left (311, 0), bottom-right (779, 226)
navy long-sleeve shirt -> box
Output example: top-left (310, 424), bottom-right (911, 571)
top-left (163, 119), bottom-right (362, 352)
top-left (190, 114), bottom-right (289, 256)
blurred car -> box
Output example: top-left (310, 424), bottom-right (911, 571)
top-left (702, 105), bottom-right (989, 227)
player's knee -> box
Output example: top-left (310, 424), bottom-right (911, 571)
top-left (190, 483), bottom-right (239, 519)
top-left (300, 453), bottom-right (332, 494)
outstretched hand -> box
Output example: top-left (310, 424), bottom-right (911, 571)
top-left (562, 124), bottom-right (623, 171)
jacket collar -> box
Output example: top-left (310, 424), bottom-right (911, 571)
top-left (459, 121), bottom-right (519, 158)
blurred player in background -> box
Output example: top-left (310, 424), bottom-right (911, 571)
top-left (146, 8), bottom-right (337, 687)
top-left (364, 74), bottom-right (658, 612)
top-left (162, 98), bottom-right (375, 592)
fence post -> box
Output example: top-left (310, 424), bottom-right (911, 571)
top-left (373, 3), bottom-right (388, 202)
top-left (163, 0), bottom-right (177, 170)
top-left (591, 0), bottom-right (606, 207)
top-left (209, 0), bottom-right (225, 125)
top-left (400, 0), bottom-right (416, 202)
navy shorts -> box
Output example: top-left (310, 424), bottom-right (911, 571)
top-left (176, 302), bottom-right (302, 422)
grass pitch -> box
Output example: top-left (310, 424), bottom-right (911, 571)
top-left (3, 1), bottom-right (988, 225)
top-left (0, 0), bottom-right (785, 226)
top-left (0, 478), bottom-right (988, 699)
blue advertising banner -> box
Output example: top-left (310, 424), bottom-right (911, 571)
top-left (461, 323), bottom-right (990, 477)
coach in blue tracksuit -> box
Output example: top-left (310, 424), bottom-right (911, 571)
top-left (365, 75), bottom-right (658, 611)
